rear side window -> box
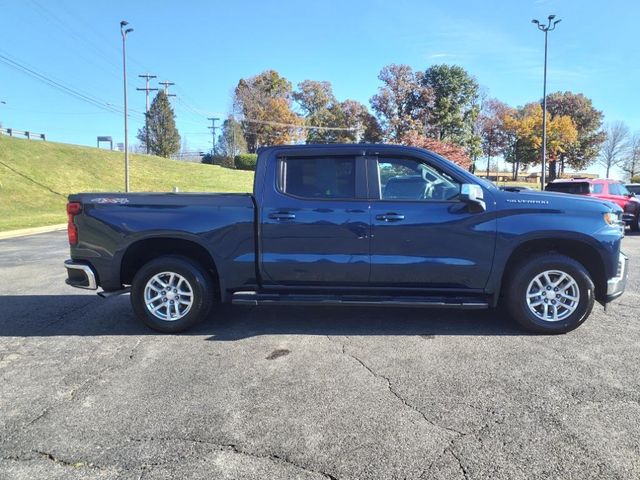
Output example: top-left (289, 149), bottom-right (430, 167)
top-left (591, 183), bottom-right (604, 194)
top-left (545, 182), bottom-right (590, 195)
top-left (280, 157), bottom-right (356, 199)
top-left (627, 185), bottom-right (640, 195)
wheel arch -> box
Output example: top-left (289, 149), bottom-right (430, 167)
top-left (119, 235), bottom-right (222, 301)
top-left (497, 237), bottom-right (608, 305)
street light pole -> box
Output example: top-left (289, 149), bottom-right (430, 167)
top-left (120, 20), bottom-right (134, 192)
top-left (532, 15), bottom-right (561, 189)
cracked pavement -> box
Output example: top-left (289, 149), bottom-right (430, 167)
top-left (1, 231), bottom-right (639, 479)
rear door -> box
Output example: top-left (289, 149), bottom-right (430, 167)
top-left (259, 155), bottom-right (370, 286)
top-left (368, 155), bottom-right (496, 290)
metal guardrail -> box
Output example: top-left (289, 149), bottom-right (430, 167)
top-left (0, 127), bottom-right (46, 141)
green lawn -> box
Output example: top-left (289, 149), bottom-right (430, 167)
top-left (0, 135), bottom-right (254, 231)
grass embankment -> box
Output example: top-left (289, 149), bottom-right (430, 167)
top-left (0, 135), bottom-right (254, 231)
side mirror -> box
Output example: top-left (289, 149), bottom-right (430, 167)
top-left (460, 184), bottom-right (486, 211)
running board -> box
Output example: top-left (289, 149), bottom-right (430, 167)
top-left (231, 291), bottom-right (489, 309)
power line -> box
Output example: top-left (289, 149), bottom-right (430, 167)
top-left (137, 73), bottom-right (158, 154)
top-left (242, 117), bottom-right (357, 131)
top-left (0, 52), bottom-right (126, 116)
top-left (207, 117), bottom-right (221, 156)
top-left (159, 80), bottom-right (176, 97)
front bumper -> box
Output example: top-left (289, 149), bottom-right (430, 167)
top-left (64, 260), bottom-right (98, 290)
top-left (606, 252), bottom-right (628, 301)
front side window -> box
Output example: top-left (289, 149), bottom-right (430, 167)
top-left (280, 157), bottom-right (356, 199)
top-left (377, 157), bottom-right (461, 201)
top-left (609, 183), bottom-right (629, 196)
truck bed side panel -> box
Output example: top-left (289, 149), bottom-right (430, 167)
top-left (69, 193), bottom-right (256, 295)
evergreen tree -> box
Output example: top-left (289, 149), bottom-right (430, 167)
top-left (137, 91), bottom-right (181, 158)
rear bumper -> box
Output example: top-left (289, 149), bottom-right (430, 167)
top-left (606, 252), bottom-right (628, 301)
top-left (64, 260), bottom-right (98, 290)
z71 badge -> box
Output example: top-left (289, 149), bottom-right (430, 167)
top-left (90, 197), bottom-right (130, 204)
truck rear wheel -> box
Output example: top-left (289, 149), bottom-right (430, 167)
top-left (505, 253), bottom-right (595, 334)
top-left (131, 255), bottom-right (214, 333)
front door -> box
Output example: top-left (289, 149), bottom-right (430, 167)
top-left (368, 156), bottom-right (496, 290)
top-left (259, 155), bottom-right (370, 286)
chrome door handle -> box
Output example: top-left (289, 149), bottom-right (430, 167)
top-left (269, 212), bottom-right (296, 220)
top-left (376, 213), bottom-right (405, 222)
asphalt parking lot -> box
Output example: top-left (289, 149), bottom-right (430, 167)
top-left (1, 231), bottom-right (639, 480)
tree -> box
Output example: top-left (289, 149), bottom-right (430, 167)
top-left (400, 131), bottom-right (471, 169)
top-left (502, 107), bottom-right (539, 180)
top-left (545, 92), bottom-right (605, 175)
top-left (622, 132), bottom-right (640, 180)
top-left (339, 99), bottom-right (383, 143)
top-left (294, 81), bottom-right (382, 143)
top-left (477, 98), bottom-right (512, 178)
top-left (599, 121), bottom-right (630, 178)
top-left (420, 64), bottom-right (480, 151)
top-left (233, 70), bottom-right (301, 152)
top-left (501, 103), bottom-right (577, 180)
top-left (370, 64), bottom-right (433, 142)
top-left (293, 80), bottom-right (336, 117)
top-left (137, 91), bottom-right (181, 158)
top-left (217, 116), bottom-right (247, 159)
top-left (293, 80), bottom-right (339, 143)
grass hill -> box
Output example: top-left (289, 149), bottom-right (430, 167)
top-left (0, 135), bottom-right (254, 231)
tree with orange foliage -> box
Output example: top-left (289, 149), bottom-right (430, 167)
top-left (400, 131), bottom-right (472, 170)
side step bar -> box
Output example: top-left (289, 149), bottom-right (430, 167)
top-left (231, 291), bottom-right (489, 309)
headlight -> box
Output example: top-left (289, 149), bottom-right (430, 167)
top-left (604, 212), bottom-right (621, 225)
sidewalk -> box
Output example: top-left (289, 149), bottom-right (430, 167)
top-left (0, 224), bottom-right (66, 240)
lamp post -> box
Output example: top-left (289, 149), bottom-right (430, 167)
top-left (120, 20), bottom-right (134, 192)
top-left (532, 14), bottom-right (561, 189)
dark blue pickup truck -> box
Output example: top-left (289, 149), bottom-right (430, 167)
top-left (64, 144), bottom-right (628, 334)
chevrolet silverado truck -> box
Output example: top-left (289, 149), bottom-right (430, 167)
top-left (64, 144), bottom-right (628, 334)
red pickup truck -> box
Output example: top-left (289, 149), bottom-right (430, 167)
top-left (546, 178), bottom-right (640, 231)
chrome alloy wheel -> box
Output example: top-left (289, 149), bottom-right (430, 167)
top-left (526, 270), bottom-right (580, 322)
top-left (144, 272), bottom-right (194, 321)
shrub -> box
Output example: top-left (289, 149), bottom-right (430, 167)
top-left (201, 153), bottom-right (235, 168)
top-left (234, 153), bottom-right (258, 171)
top-left (631, 175), bottom-right (640, 184)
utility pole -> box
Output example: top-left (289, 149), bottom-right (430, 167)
top-left (532, 14), bottom-right (561, 189)
top-left (208, 117), bottom-right (220, 156)
top-left (158, 80), bottom-right (176, 97)
top-left (120, 20), bottom-right (134, 193)
top-left (136, 73), bottom-right (158, 154)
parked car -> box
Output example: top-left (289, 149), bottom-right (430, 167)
top-left (626, 183), bottom-right (640, 196)
top-left (64, 144), bottom-right (627, 334)
top-left (498, 185), bottom-right (534, 192)
top-left (546, 178), bottom-right (640, 231)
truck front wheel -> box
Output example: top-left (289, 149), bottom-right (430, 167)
top-left (505, 253), bottom-right (595, 334)
top-left (130, 255), bottom-right (214, 333)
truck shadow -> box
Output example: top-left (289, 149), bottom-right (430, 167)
top-left (0, 294), bottom-right (529, 338)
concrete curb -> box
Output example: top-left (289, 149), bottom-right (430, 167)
top-left (0, 224), bottom-right (67, 240)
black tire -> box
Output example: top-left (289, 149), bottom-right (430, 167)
top-left (631, 214), bottom-right (640, 233)
top-left (505, 253), bottom-right (595, 334)
top-left (130, 255), bottom-right (215, 333)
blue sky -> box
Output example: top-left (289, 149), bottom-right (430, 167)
top-left (0, 0), bottom-right (638, 175)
